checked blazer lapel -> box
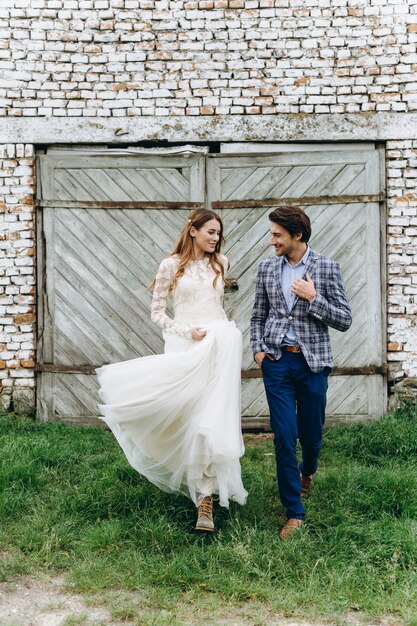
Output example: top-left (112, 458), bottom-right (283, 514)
top-left (303, 249), bottom-right (319, 281)
top-left (288, 248), bottom-right (319, 312)
top-left (272, 255), bottom-right (290, 315)
top-left (273, 248), bottom-right (320, 314)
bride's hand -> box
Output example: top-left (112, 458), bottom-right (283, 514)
top-left (191, 327), bottom-right (207, 341)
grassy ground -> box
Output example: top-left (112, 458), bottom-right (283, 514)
top-left (0, 403), bottom-right (416, 625)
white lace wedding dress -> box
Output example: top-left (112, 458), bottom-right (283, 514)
top-left (96, 254), bottom-right (247, 508)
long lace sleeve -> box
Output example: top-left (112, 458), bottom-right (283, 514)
top-left (218, 253), bottom-right (229, 273)
top-left (151, 258), bottom-right (193, 339)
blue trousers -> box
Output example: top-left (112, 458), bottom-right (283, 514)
top-left (261, 351), bottom-right (329, 519)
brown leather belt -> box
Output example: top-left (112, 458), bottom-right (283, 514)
top-left (282, 345), bottom-right (302, 354)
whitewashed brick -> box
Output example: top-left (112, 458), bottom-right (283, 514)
top-left (0, 4), bottom-right (416, 409)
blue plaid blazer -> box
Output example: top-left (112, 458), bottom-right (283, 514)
top-left (250, 249), bottom-right (352, 373)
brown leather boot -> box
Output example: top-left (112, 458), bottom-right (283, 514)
top-left (301, 474), bottom-right (313, 498)
top-left (279, 518), bottom-right (302, 540)
top-left (195, 496), bottom-right (214, 532)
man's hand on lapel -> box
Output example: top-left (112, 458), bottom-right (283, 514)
top-left (291, 273), bottom-right (317, 302)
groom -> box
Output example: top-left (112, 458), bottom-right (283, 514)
top-left (250, 206), bottom-right (352, 539)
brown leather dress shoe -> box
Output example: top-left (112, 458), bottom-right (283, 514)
top-left (301, 474), bottom-right (313, 498)
top-left (279, 518), bottom-right (302, 540)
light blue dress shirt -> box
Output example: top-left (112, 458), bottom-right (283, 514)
top-left (281, 246), bottom-right (310, 346)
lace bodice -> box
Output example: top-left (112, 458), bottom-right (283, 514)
top-left (151, 255), bottom-right (229, 338)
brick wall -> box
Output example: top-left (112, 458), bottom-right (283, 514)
top-left (0, 0), bottom-right (417, 414)
top-left (0, 144), bottom-right (36, 412)
top-left (386, 139), bottom-right (417, 381)
top-left (0, 0), bottom-right (416, 117)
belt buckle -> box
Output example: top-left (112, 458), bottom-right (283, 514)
top-left (289, 344), bottom-right (301, 353)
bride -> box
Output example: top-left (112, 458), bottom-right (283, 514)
top-left (96, 208), bottom-right (247, 531)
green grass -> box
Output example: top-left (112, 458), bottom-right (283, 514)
top-left (0, 403), bottom-right (416, 624)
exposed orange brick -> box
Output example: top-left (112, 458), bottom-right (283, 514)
top-left (17, 196), bottom-right (34, 206)
top-left (294, 76), bottom-right (309, 87)
top-left (260, 86), bottom-right (280, 96)
top-left (0, 203), bottom-right (7, 213)
top-left (200, 106), bottom-right (215, 115)
top-left (407, 24), bottom-right (417, 33)
top-left (21, 359), bottom-right (35, 368)
top-left (0, 361), bottom-right (6, 370)
top-left (13, 314), bottom-right (35, 324)
top-left (388, 342), bottom-right (403, 351)
top-left (112, 82), bottom-right (128, 91)
top-left (348, 8), bottom-right (363, 16)
top-left (153, 51), bottom-right (174, 60)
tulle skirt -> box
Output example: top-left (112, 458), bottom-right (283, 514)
top-left (96, 320), bottom-right (247, 507)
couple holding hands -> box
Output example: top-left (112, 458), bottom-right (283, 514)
top-left (97, 205), bottom-right (352, 539)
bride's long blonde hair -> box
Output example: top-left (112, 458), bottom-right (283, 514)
top-left (152, 208), bottom-right (231, 291)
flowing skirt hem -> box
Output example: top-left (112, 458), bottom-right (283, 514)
top-left (96, 320), bottom-right (247, 508)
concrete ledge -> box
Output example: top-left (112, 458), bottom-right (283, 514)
top-left (1, 113), bottom-right (417, 144)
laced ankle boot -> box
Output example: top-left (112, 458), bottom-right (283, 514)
top-left (195, 496), bottom-right (214, 532)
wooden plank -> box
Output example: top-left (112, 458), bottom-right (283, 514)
top-left (38, 154), bottom-right (206, 202)
top-left (38, 146), bottom-right (385, 426)
top-left (209, 149), bottom-right (379, 167)
top-left (38, 200), bottom-right (205, 209)
top-left (42, 207), bottom-right (56, 364)
top-left (212, 194), bottom-right (383, 209)
top-left (37, 149), bottom-right (205, 424)
top-left (208, 148), bottom-right (385, 422)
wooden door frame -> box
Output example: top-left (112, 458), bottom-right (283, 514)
top-left (34, 143), bottom-right (388, 424)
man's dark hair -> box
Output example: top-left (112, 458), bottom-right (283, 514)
top-left (269, 206), bottom-right (311, 243)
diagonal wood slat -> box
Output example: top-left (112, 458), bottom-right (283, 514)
top-left (38, 147), bottom-right (385, 425)
top-left (38, 152), bottom-right (205, 423)
top-left (208, 148), bottom-right (384, 421)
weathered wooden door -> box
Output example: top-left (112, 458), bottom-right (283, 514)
top-left (37, 150), bottom-right (205, 424)
top-left (207, 147), bottom-right (386, 427)
top-left (37, 145), bottom-right (386, 427)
